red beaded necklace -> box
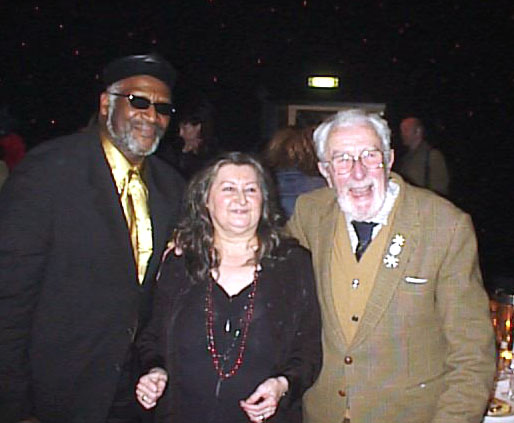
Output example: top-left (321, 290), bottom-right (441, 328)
top-left (205, 266), bottom-right (259, 380)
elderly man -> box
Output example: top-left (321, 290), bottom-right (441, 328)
top-left (398, 116), bottom-right (450, 196)
top-left (0, 54), bottom-right (184, 423)
top-left (287, 109), bottom-right (495, 423)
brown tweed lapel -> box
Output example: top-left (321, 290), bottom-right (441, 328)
top-left (317, 197), bottom-right (350, 349)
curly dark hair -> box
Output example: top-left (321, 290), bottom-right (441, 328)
top-left (174, 151), bottom-right (284, 282)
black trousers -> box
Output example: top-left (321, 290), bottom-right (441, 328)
top-left (106, 348), bottom-right (143, 423)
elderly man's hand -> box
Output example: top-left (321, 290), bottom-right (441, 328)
top-left (240, 376), bottom-right (288, 422)
top-left (136, 367), bottom-right (168, 409)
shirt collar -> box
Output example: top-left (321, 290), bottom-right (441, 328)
top-left (101, 135), bottom-right (144, 194)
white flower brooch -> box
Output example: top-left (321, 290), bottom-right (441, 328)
top-left (383, 234), bottom-right (405, 269)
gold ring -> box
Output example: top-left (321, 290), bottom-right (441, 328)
top-left (260, 415), bottom-right (266, 422)
top-left (142, 394), bottom-right (148, 402)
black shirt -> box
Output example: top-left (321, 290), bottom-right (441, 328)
top-left (139, 242), bottom-right (322, 423)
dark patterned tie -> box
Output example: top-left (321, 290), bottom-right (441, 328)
top-left (351, 221), bottom-right (378, 261)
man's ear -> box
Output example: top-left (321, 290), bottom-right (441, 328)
top-left (99, 92), bottom-right (110, 118)
top-left (318, 162), bottom-right (333, 188)
top-left (388, 149), bottom-right (395, 171)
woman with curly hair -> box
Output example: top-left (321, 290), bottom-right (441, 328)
top-left (136, 152), bottom-right (321, 423)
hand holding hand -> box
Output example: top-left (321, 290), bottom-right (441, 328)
top-left (240, 376), bottom-right (288, 422)
top-left (136, 367), bottom-right (168, 409)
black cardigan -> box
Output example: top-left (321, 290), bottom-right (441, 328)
top-left (138, 241), bottom-right (322, 423)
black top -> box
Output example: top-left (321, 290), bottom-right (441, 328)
top-left (138, 241), bottom-right (322, 423)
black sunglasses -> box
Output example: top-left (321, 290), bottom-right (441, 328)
top-left (108, 92), bottom-right (176, 116)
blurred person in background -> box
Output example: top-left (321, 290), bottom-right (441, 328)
top-left (264, 126), bottom-right (325, 219)
top-left (0, 106), bottom-right (26, 171)
top-left (0, 145), bottom-right (8, 190)
top-left (158, 95), bottom-right (220, 180)
top-left (398, 116), bottom-right (449, 196)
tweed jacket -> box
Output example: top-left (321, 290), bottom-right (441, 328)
top-left (287, 173), bottom-right (496, 423)
top-left (0, 130), bottom-right (184, 423)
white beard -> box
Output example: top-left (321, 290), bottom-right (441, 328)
top-left (107, 104), bottom-right (163, 158)
top-left (336, 179), bottom-right (386, 222)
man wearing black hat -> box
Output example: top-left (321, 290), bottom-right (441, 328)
top-left (0, 54), bottom-right (184, 423)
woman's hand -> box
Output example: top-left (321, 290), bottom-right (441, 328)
top-left (240, 376), bottom-right (288, 422)
top-left (136, 367), bottom-right (168, 409)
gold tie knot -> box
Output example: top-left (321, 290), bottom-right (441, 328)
top-left (127, 169), bottom-right (147, 199)
top-left (128, 168), bottom-right (141, 184)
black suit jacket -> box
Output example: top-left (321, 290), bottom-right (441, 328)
top-left (0, 130), bottom-right (184, 423)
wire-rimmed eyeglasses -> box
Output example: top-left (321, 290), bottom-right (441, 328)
top-left (323, 149), bottom-right (385, 174)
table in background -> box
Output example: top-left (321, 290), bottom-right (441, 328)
top-left (484, 379), bottom-right (514, 423)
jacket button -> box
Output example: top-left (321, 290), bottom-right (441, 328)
top-left (127, 327), bottom-right (136, 341)
top-left (114, 364), bottom-right (121, 372)
top-left (344, 356), bottom-right (353, 364)
top-left (338, 390), bottom-right (346, 397)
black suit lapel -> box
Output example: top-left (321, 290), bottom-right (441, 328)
top-left (86, 133), bottom-right (138, 281)
top-left (144, 158), bottom-right (176, 285)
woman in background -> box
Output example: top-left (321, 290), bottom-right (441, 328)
top-left (176, 97), bottom-right (220, 179)
top-left (264, 126), bottom-right (325, 219)
top-left (156, 96), bottom-right (220, 180)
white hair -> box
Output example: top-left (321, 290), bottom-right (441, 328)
top-left (313, 109), bottom-right (393, 167)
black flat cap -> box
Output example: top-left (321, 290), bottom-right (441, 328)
top-left (103, 53), bottom-right (177, 90)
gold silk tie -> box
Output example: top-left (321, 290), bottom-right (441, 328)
top-left (122, 169), bottom-right (152, 284)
